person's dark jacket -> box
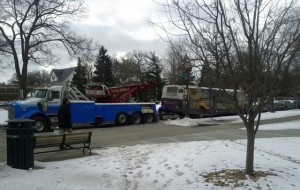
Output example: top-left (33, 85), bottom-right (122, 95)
top-left (58, 99), bottom-right (72, 129)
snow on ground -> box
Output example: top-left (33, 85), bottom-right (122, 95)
top-left (1, 108), bottom-right (300, 189)
top-left (250, 120), bottom-right (300, 130)
top-left (0, 137), bottom-right (299, 190)
top-left (0, 108), bottom-right (8, 125)
top-left (162, 109), bottom-right (300, 127)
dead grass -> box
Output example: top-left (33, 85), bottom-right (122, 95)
top-left (201, 169), bottom-right (277, 189)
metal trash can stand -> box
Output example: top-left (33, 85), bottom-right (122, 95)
top-left (6, 119), bottom-right (35, 170)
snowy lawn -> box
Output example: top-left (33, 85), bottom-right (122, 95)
top-left (0, 137), bottom-right (299, 190)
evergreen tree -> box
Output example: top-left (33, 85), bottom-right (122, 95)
top-left (93, 46), bottom-right (115, 87)
top-left (145, 52), bottom-right (166, 100)
top-left (178, 54), bottom-right (194, 86)
top-left (199, 63), bottom-right (214, 87)
top-left (72, 57), bottom-right (88, 94)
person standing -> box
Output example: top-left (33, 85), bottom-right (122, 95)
top-left (58, 98), bottom-right (73, 134)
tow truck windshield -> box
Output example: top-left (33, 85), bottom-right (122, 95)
top-left (34, 89), bottom-right (47, 98)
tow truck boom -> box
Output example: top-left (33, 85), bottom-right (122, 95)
top-left (85, 81), bottom-right (155, 103)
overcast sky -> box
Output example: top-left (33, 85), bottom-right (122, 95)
top-left (74, 0), bottom-right (165, 55)
top-left (0, 0), bottom-right (167, 83)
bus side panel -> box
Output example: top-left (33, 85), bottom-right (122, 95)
top-left (161, 98), bottom-right (184, 114)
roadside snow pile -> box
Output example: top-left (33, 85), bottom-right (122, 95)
top-left (162, 109), bottom-right (300, 127)
top-left (0, 108), bottom-right (8, 125)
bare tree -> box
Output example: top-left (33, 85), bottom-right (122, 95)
top-left (113, 50), bottom-right (150, 85)
top-left (113, 53), bottom-right (142, 85)
top-left (152, 0), bottom-right (300, 176)
top-left (163, 41), bottom-right (197, 84)
top-left (131, 50), bottom-right (148, 82)
top-left (78, 39), bottom-right (102, 82)
top-left (0, 0), bottom-right (87, 98)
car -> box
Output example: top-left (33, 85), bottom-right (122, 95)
top-left (272, 100), bottom-right (285, 110)
top-left (291, 98), bottom-right (300, 108)
top-left (283, 100), bottom-right (296, 110)
top-left (270, 99), bottom-right (296, 111)
top-left (0, 101), bottom-right (9, 108)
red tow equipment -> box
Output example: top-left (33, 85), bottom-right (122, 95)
top-left (85, 81), bottom-right (155, 103)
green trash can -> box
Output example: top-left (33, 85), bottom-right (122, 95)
top-left (6, 119), bottom-right (35, 170)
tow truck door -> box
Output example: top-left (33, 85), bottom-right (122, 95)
top-left (46, 90), bottom-right (61, 115)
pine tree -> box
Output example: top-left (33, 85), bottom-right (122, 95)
top-left (72, 57), bottom-right (88, 94)
top-left (178, 54), bottom-right (194, 86)
top-left (145, 52), bottom-right (165, 100)
top-left (93, 46), bottom-right (115, 87)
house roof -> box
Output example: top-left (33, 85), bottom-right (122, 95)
top-left (51, 67), bottom-right (76, 83)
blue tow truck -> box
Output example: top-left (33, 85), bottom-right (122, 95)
top-left (7, 84), bottom-right (157, 132)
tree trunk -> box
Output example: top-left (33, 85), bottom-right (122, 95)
top-left (245, 118), bottom-right (255, 175)
top-left (18, 57), bottom-right (29, 99)
top-left (19, 74), bottom-right (28, 99)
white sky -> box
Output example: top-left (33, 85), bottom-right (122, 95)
top-left (73, 0), bottom-right (165, 52)
top-left (0, 109), bottom-right (300, 189)
top-left (0, 0), bottom-right (166, 83)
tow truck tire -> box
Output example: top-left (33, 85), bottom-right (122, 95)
top-left (116, 112), bottom-right (128, 125)
top-left (143, 113), bottom-right (154, 123)
top-left (32, 116), bottom-right (48, 132)
top-left (130, 112), bottom-right (142, 124)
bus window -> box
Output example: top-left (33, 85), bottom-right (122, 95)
top-left (200, 89), bottom-right (210, 99)
top-left (190, 89), bottom-right (201, 100)
top-left (166, 87), bottom-right (178, 96)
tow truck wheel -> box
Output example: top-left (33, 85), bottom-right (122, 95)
top-left (143, 113), bottom-right (154, 123)
top-left (130, 112), bottom-right (142, 124)
top-left (116, 113), bottom-right (128, 125)
top-left (32, 116), bottom-right (48, 132)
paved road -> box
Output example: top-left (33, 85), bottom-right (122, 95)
top-left (1, 115), bottom-right (300, 162)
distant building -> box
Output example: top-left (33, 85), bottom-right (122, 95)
top-left (49, 67), bottom-right (76, 84)
top-left (0, 84), bottom-right (19, 101)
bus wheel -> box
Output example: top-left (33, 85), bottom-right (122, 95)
top-left (116, 112), bottom-right (128, 125)
top-left (130, 112), bottom-right (142, 124)
top-left (199, 108), bottom-right (205, 118)
top-left (32, 116), bottom-right (48, 132)
top-left (144, 113), bottom-right (154, 123)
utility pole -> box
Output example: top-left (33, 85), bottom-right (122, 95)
top-left (184, 55), bottom-right (191, 118)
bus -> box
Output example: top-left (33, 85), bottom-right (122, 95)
top-left (159, 85), bottom-right (247, 119)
